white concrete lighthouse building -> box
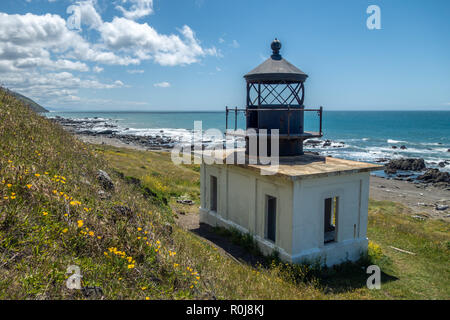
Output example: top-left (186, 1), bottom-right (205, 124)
top-left (199, 40), bottom-right (381, 266)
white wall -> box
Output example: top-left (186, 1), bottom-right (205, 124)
top-left (291, 172), bottom-right (370, 265)
top-left (200, 164), bottom-right (294, 259)
top-left (200, 163), bottom-right (371, 266)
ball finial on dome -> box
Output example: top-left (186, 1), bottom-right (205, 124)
top-left (271, 38), bottom-right (282, 59)
top-left (270, 38), bottom-right (281, 60)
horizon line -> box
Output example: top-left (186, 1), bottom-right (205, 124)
top-left (47, 109), bottom-right (450, 113)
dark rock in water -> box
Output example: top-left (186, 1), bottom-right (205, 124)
top-left (97, 170), bottom-right (114, 191)
top-left (391, 145), bottom-right (397, 149)
top-left (417, 168), bottom-right (450, 184)
top-left (397, 173), bottom-right (412, 178)
top-left (447, 149), bottom-right (450, 152)
top-left (323, 140), bottom-right (332, 147)
top-left (435, 204), bottom-right (449, 211)
top-left (438, 162), bottom-right (446, 168)
top-left (384, 168), bottom-right (397, 175)
top-left (400, 145), bottom-right (407, 150)
top-left (375, 158), bottom-right (389, 163)
top-left (385, 158), bottom-right (426, 173)
top-left (304, 139), bottom-right (322, 146)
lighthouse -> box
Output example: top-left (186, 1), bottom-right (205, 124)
top-left (198, 39), bottom-right (382, 266)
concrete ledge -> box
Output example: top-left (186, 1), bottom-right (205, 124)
top-left (291, 238), bottom-right (368, 267)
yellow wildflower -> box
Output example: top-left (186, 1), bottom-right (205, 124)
top-left (26, 184), bottom-right (32, 189)
top-left (35, 174), bottom-right (40, 177)
top-left (42, 212), bottom-right (48, 216)
top-left (127, 264), bottom-right (135, 269)
top-left (7, 184), bottom-right (12, 188)
top-left (77, 220), bottom-right (84, 228)
top-left (62, 228), bottom-right (68, 233)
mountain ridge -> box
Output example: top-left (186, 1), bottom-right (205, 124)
top-left (4, 88), bottom-right (48, 112)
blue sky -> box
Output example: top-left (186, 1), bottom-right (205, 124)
top-left (1, 0), bottom-right (449, 111)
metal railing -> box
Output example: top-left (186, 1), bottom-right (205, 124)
top-left (225, 106), bottom-right (323, 137)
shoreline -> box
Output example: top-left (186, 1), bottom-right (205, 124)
top-left (73, 130), bottom-right (450, 222)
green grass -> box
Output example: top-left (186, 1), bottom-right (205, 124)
top-left (97, 145), bottom-right (450, 300)
top-left (1, 86), bottom-right (448, 299)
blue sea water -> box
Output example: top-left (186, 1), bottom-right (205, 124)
top-left (46, 111), bottom-right (450, 171)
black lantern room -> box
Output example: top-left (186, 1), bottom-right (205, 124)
top-left (226, 39), bottom-right (323, 157)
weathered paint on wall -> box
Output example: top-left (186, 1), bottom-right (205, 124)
top-left (200, 163), bottom-right (372, 266)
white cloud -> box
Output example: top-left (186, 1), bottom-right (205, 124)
top-left (0, 3), bottom-right (217, 108)
top-left (218, 37), bottom-right (225, 43)
top-left (153, 81), bottom-right (170, 88)
top-left (127, 69), bottom-right (145, 74)
top-left (2, 70), bottom-right (124, 107)
top-left (99, 18), bottom-right (217, 66)
top-left (230, 39), bottom-right (240, 48)
top-left (115, 0), bottom-right (154, 20)
top-left (76, 0), bottom-right (103, 30)
top-left (93, 66), bottom-right (104, 73)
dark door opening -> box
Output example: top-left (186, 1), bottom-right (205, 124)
top-left (210, 176), bottom-right (217, 211)
top-left (266, 195), bottom-right (276, 242)
top-left (324, 197), bottom-right (338, 244)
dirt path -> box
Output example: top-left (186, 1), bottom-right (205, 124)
top-left (174, 208), bottom-right (266, 266)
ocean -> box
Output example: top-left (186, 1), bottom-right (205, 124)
top-left (45, 111), bottom-right (450, 172)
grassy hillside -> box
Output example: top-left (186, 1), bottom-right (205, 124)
top-left (0, 87), bottom-right (448, 300)
top-left (97, 146), bottom-right (450, 300)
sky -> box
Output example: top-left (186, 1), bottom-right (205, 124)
top-left (0, 0), bottom-right (449, 111)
